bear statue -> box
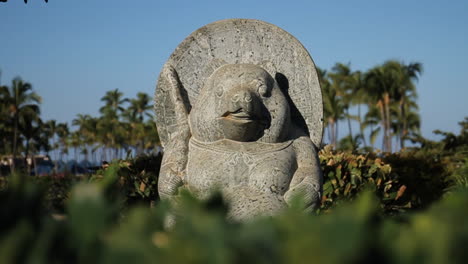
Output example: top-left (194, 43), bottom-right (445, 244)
top-left (157, 63), bottom-right (322, 220)
top-left (154, 19), bottom-right (323, 221)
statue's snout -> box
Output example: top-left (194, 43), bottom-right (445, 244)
top-left (226, 86), bottom-right (261, 115)
top-left (231, 89), bottom-right (253, 103)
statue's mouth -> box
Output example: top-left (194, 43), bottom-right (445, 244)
top-left (220, 109), bottom-right (256, 123)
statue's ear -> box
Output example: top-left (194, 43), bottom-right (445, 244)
top-left (259, 60), bottom-right (277, 77)
top-left (198, 59), bottom-right (228, 93)
top-left (202, 58), bottom-right (228, 79)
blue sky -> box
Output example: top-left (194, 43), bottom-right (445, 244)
top-left (1, 0), bottom-right (467, 142)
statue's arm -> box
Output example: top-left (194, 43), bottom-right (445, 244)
top-left (158, 65), bottom-right (191, 200)
top-left (284, 136), bottom-right (323, 211)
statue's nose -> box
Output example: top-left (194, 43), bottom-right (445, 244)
top-left (226, 86), bottom-right (259, 113)
top-left (228, 89), bottom-right (256, 113)
top-left (231, 90), bottom-right (253, 104)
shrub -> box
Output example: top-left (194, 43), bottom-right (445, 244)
top-left (319, 146), bottom-right (395, 211)
top-left (1, 171), bottom-right (468, 264)
top-left (90, 153), bottom-right (162, 207)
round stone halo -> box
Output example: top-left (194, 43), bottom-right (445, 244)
top-left (155, 18), bottom-right (323, 148)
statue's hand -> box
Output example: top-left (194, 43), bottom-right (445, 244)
top-left (285, 136), bottom-right (322, 212)
top-left (284, 177), bottom-right (321, 212)
top-left (158, 163), bottom-right (185, 200)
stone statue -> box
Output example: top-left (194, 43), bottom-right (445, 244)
top-left (155, 19), bottom-right (323, 220)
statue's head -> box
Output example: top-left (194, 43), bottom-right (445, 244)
top-left (189, 64), bottom-right (291, 143)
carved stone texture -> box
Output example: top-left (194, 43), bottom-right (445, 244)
top-left (155, 19), bottom-right (323, 221)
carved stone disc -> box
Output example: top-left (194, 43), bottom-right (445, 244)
top-left (155, 19), bottom-right (323, 148)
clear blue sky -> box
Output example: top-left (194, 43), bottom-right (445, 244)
top-left (1, 0), bottom-right (467, 141)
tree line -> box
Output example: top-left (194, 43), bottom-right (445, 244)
top-left (0, 59), bottom-right (422, 169)
top-left (0, 78), bottom-right (159, 170)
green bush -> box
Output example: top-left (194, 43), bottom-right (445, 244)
top-left (383, 150), bottom-right (450, 210)
top-left (319, 146), bottom-right (452, 214)
top-left (90, 153), bottom-right (162, 207)
top-left (1, 170), bottom-right (468, 264)
top-left (447, 158), bottom-right (468, 191)
top-left (319, 146), bottom-right (395, 211)
top-left (35, 174), bottom-right (78, 213)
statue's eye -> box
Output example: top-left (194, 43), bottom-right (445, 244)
top-left (216, 86), bottom-right (224, 97)
top-left (257, 80), bottom-right (268, 97)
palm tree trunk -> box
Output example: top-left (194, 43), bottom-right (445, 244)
top-left (400, 99), bottom-right (406, 150)
top-left (25, 139), bottom-right (30, 175)
top-left (138, 140), bottom-right (144, 156)
top-left (329, 119), bottom-right (336, 148)
top-left (358, 104), bottom-right (367, 147)
top-left (377, 100), bottom-right (386, 151)
top-left (345, 107), bottom-right (353, 141)
top-left (384, 93), bottom-right (392, 152)
top-left (335, 121), bottom-right (339, 148)
top-left (345, 107), bottom-right (354, 146)
top-left (92, 150), bottom-right (96, 165)
top-left (33, 154), bottom-right (38, 177)
top-left (102, 147), bottom-right (107, 162)
top-left (12, 115), bottom-right (18, 173)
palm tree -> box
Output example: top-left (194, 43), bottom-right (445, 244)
top-left (143, 120), bottom-right (160, 153)
top-left (15, 115), bottom-right (54, 175)
top-left (56, 122), bottom-right (70, 161)
top-left (0, 78), bottom-right (41, 171)
top-left (99, 89), bottom-right (128, 117)
top-left (69, 131), bottom-right (82, 163)
top-left (348, 70), bottom-right (369, 148)
top-left (364, 60), bottom-right (422, 152)
top-left (328, 63), bottom-right (355, 141)
top-left (393, 61), bottom-right (423, 149)
top-left (363, 104), bottom-right (382, 149)
top-left (123, 92), bottom-right (153, 155)
top-left (36, 121), bottom-right (53, 154)
top-left (44, 120), bottom-right (58, 160)
top-left (392, 99), bottom-right (421, 150)
top-left (82, 117), bottom-right (99, 163)
top-left (72, 114), bottom-right (90, 161)
top-left (98, 89), bottom-right (129, 159)
top-left (0, 84), bottom-right (13, 155)
top-left (23, 0), bottom-right (49, 3)
top-left (122, 110), bottom-right (142, 155)
top-left (18, 113), bottom-right (42, 166)
top-left (364, 63), bottom-right (396, 152)
top-left (318, 67), bottom-right (345, 147)
top-left (128, 92), bottom-right (152, 122)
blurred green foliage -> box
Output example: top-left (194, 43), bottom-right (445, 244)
top-left (1, 167), bottom-right (467, 264)
top-left (0, 118), bottom-right (466, 263)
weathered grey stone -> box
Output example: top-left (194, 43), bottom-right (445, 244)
top-left (155, 19), bottom-right (323, 221)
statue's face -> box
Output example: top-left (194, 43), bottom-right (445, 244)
top-left (190, 64), bottom-right (290, 143)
